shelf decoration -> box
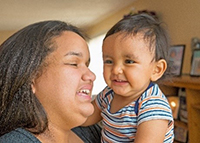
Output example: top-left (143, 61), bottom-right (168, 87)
top-left (174, 125), bottom-right (188, 143)
top-left (191, 37), bottom-right (200, 52)
top-left (190, 49), bottom-right (200, 76)
top-left (167, 96), bottom-right (180, 119)
top-left (178, 88), bottom-right (188, 123)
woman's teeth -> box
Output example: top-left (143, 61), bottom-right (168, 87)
top-left (78, 89), bottom-right (90, 95)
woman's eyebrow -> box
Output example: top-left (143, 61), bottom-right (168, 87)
top-left (64, 51), bottom-right (90, 65)
top-left (65, 51), bottom-right (83, 57)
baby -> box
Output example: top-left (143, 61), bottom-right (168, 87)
top-left (83, 13), bottom-right (174, 143)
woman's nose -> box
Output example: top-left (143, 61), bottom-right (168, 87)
top-left (83, 68), bottom-right (96, 82)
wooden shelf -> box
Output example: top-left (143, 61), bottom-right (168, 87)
top-left (158, 75), bottom-right (200, 90)
top-left (192, 103), bottom-right (200, 110)
top-left (158, 75), bottom-right (200, 143)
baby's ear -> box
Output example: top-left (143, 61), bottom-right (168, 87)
top-left (151, 59), bottom-right (167, 81)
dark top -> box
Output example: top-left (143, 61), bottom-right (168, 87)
top-left (72, 124), bottom-right (101, 143)
top-left (0, 124), bottom-right (101, 143)
top-left (0, 128), bottom-right (41, 143)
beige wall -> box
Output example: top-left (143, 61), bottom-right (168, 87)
top-left (86, 0), bottom-right (200, 74)
top-left (1, 0), bottom-right (199, 74)
top-left (0, 30), bottom-right (16, 44)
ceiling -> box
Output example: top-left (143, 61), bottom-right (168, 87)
top-left (0, 0), bottom-right (135, 31)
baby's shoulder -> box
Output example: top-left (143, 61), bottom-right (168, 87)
top-left (140, 84), bottom-right (167, 101)
top-left (99, 86), bottom-right (114, 97)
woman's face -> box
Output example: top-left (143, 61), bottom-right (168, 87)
top-left (32, 31), bottom-right (96, 130)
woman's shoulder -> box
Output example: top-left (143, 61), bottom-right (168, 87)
top-left (0, 128), bottom-right (41, 143)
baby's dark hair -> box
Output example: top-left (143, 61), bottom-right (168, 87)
top-left (104, 13), bottom-right (170, 64)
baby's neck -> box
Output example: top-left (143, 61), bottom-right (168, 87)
top-left (110, 93), bottom-right (140, 113)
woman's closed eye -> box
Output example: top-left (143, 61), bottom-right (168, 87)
top-left (70, 63), bottom-right (78, 66)
top-left (64, 62), bottom-right (78, 67)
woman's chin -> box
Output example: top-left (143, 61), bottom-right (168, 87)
top-left (80, 103), bottom-right (94, 118)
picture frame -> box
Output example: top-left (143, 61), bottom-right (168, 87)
top-left (169, 45), bottom-right (185, 76)
top-left (190, 49), bottom-right (200, 76)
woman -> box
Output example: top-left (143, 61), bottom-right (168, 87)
top-left (0, 20), bottom-right (101, 143)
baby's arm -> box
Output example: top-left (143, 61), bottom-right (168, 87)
top-left (134, 119), bottom-right (168, 143)
top-left (82, 100), bottom-right (102, 126)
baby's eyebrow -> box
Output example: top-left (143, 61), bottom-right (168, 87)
top-left (103, 55), bottom-right (112, 58)
top-left (125, 54), bottom-right (138, 59)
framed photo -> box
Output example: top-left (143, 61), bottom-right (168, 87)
top-left (190, 49), bottom-right (200, 76)
top-left (169, 45), bottom-right (185, 76)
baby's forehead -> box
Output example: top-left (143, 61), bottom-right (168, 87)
top-left (103, 32), bottom-right (155, 56)
top-left (118, 32), bottom-right (155, 50)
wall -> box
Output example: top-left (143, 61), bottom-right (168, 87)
top-left (0, 30), bottom-right (16, 44)
top-left (86, 0), bottom-right (200, 74)
top-left (1, 0), bottom-right (199, 74)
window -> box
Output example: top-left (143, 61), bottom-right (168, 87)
top-left (89, 34), bottom-right (106, 95)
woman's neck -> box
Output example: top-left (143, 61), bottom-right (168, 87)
top-left (35, 128), bottom-right (68, 143)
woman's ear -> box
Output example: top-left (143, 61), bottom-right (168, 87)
top-left (31, 80), bottom-right (36, 94)
top-left (151, 59), bottom-right (167, 81)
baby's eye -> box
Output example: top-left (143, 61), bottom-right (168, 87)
top-left (125, 59), bottom-right (135, 64)
top-left (104, 60), bottom-right (113, 64)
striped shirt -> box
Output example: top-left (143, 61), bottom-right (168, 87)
top-left (95, 83), bottom-right (174, 143)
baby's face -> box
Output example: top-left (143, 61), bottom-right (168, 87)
top-left (102, 32), bottom-right (157, 99)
